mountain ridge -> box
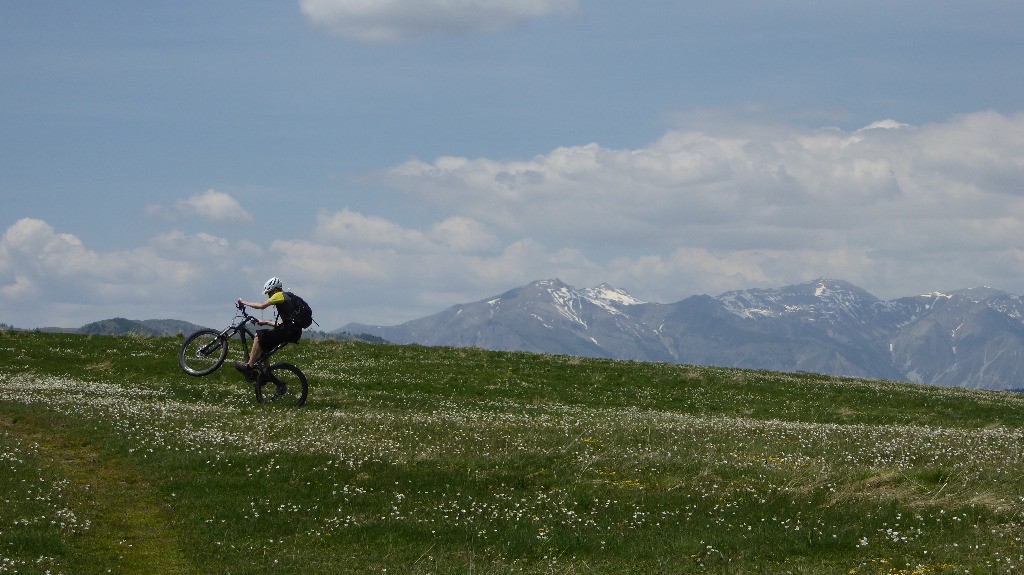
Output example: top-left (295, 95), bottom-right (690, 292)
top-left (343, 278), bottom-right (1024, 391)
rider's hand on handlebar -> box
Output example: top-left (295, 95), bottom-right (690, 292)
top-left (236, 299), bottom-right (245, 310)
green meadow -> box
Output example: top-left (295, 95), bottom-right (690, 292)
top-left (2, 330), bottom-right (1024, 574)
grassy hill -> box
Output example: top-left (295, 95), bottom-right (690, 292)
top-left (2, 330), bottom-right (1024, 574)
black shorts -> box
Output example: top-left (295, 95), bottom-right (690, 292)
top-left (256, 326), bottom-right (301, 351)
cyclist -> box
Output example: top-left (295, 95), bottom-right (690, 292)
top-left (234, 277), bottom-right (302, 380)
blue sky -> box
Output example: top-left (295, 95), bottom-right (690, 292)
top-left (3, 1), bottom-right (1024, 329)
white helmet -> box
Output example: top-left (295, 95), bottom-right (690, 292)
top-left (262, 277), bottom-right (283, 295)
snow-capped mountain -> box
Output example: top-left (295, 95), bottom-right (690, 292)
top-left (717, 279), bottom-right (881, 321)
top-left (343, 278), bottom-right (1024, 390)
top-left (346, 279), bottom-right (669, 361)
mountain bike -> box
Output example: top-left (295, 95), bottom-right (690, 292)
top-left (178, 302), bottom-right (308, 407)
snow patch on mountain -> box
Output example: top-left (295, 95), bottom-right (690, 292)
top-left (582, 283), bottom-right (645, 314)
top-left (549, 285), bottom-right (587, 328)
top-left (716, 289), bottom-right (787, 319)
top-left (535, 280), bottom-right (645, 328)
top-left (717, 279), bottom-right (879, 321)
top-left (717, 293), bottom-right (779, 319)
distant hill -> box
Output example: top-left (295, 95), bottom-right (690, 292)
top-left (302, 331), bottom-right (389, 344)
top-left (75, 318), bottom-right (208, 337)
top-left (26, 317), bottom-right (388, 345)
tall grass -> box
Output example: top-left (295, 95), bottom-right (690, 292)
top-left (2, 330), bottom-right (1024, 574)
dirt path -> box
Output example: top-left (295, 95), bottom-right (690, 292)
top-left (1, 412), bottom-right (193, 575)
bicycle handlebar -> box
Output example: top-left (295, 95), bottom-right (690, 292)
top-left (235, 302), bottom-right (260, 325)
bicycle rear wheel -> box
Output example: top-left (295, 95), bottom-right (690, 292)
top-left (178, 329), bottom-right (229, 376)
top-left (254, 363), bottom-right (308, 407)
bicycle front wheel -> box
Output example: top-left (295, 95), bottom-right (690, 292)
top-left (178, 329), bottom-right (229, 376)
top-left (255, 363), bottom-right (308, 407)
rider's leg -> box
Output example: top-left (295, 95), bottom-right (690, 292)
top-left (248, 333), bottom-right (263, 368)
top-left (250, 332), bottom-right (276, 369)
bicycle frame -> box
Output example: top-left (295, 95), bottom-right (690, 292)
top-left (213, 305), bottom-right (288, 366)
top-left (219, 313), bottom-right (258, 361)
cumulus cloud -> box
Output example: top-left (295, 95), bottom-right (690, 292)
top-left (276, 209), bottom-right (593, 322)
top-left (269, 232), bottom-right (600, 324)
top-left (377, 111), bottom-right (1024, 300)
top-left (7, 111), bottom-right (1024, 329)
top-left (146, 189), bottom-right (252, 222)
top-left (0, 212), bottom-right (581, 327)
top-left (313, 208), bottom-right (499, 253)
top-left (1, 218), bottom-right (186, 303)
top-left (0, 218), bottom-right (261, 327)
top-left (298, 0), bottom-right (579, 43)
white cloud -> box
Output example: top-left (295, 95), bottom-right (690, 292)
top-left (146, 190), bottom-right (252, 223)
top-left (2, 218), bottom-right (107, 288)
top-left (428, 216), bottom-right (500, 253)
top-left (313, 208), bottom-right (499, 254)
top-left (0, 211), bottom-right (582, 327)
top-left (6, 112), bottom-right (1024, 329)
top-left (287, 236), bottom-right (597, 323)
top-left (270, 212), bottom-right (597, 324)
top-left (298, 0), bottom-right (579, 43)
top-left (177, 189), bottom-right (253, 222)
top-left (0, 218), bottom-right (264, 327)
top-left (368, 111), bottom-right (1024, 301)
top-left (314, 208), bottom-right (426, 250)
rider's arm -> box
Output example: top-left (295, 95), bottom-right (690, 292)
top-left (237, 297), bottom-right (282, 327)
top-left (237, 297), bottom-right (274, 310)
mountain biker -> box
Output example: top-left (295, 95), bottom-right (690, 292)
top-left (234, 277), bottom-right (302, 380)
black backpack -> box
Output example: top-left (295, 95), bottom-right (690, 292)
top-left (281, 291), bottom-right (314, 329)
